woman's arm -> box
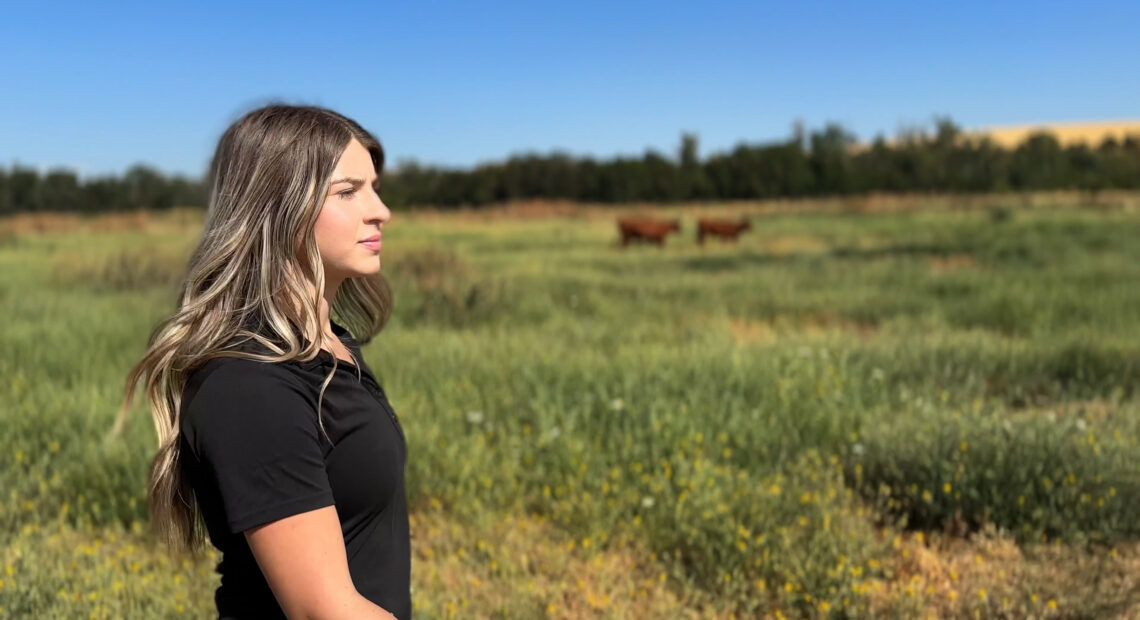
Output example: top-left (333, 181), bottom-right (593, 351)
top-left (245, 505), bottom-right (397, 620)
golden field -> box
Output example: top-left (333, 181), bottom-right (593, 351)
top-left (970, 120), bottom-right (1140, 148)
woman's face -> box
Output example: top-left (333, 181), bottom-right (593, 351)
top-left (314, 137), bottom-right (391, 282)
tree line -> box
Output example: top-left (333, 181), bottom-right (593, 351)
top-left (0, 164), bottom-right (204, 215)
top-left (2, 117), bottom-right (1138, 214)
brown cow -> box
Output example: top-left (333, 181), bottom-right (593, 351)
top-left (617, 217), bottom-right (681, 247)
top-left (697, 217), bottom-right (752, 245)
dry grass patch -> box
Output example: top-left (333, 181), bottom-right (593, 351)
top-left (0, 520), bottom-right (217, 619)
top-left (800, 314), bottom-right (879, 339)
top-left (1005, 400), bottom-right (1124, 427)
top-left (930, 253), bottom-right (978, 274)
top-left (0, 212), bottom-right (91, 235)
top-left (2, 506), bottom-right (730, 619)
top-left (1048, 399), bottom-right (1122, 425)
top-left (50, 246), bottom-right (188, 291)
top-left (764, 235), bottom-right (830, 256)
top-left (728, 316), bottom-right (878, 345)
top-left (0, 208), bottom-right (203, 237)
top-left (409, 200), bottom-right (609, 224)
top-left (866, 526), bottom-right (1140, 618)
top-left (409, 502), bottom-right (730, 619)
top-left (727, 318), bottom-right (781, 345)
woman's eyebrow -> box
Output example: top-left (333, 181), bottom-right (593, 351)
top-left (329, 176), bottom-right (377, 187)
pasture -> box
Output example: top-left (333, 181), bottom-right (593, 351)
top-left (3, 195), bottom-right (1140, 618)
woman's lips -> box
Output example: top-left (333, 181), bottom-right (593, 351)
top-left (358, 238), bottom-right (381, 251)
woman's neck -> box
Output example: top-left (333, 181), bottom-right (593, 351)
top-left (319, 276), bottom-right (343, 343)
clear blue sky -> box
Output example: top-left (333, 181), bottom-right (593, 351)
top-left (2, 1), bottom-right (1137, 179)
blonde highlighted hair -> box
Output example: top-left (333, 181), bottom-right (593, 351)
top-left (114, 103), bottom-right (392, 553)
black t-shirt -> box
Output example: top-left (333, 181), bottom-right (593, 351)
top-left (179, 321), bottom-right (411, 619)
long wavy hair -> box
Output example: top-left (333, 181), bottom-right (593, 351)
top-left (114, 103), bottom-right (393, 554)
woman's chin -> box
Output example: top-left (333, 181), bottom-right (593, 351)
top-left (355, 260), bottom-right (383, 277)
top-left (329, 259), bottom-right (382, 281)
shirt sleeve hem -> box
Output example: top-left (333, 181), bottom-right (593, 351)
top-left (227, 491), bottom-right (337, 534)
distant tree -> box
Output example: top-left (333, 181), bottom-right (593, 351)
top-left (638, 150), bottom-right (677, 201)
top-left (809, 123), bottom-right (857, 194)
top-left (167, 175), bottom-right (207, 208)
top-left (854, 136), bottom-right (907, 192)
top-left (596, 157), bottom-right (651, 203)
top-left (1066, 143), bottom-right (1103, 198)
top-left (575, 158), bottom-right (602, 201)
top-left (930, 116), bottom-right (962, 190)
top-left (0, 168), bottom-right (10, 215)
top-left (791, 120), bottom-right (807, 151)
top-left (965, 136), bottom-right (1010, 192)
top-left (41, 168), bottom-right (82, 212)
top-left (677, 132), bottom-right (713, 199)
top-left (9, 165), bottom-right (42, 212)
top-left (679, 133), bottom-right (699, 170)
top-left (1098, 137), bottom-right (1140, 189)
top-left (4, 117), bottom-right (1140, 214)
top-left (124, 164), bottom-right (173, 210)
top-left (544, 152), bottom-right (579, 200)
top-left (1009, 132), bottom-right (1069, 189)
top-left (82, 176), bottom-right (126, 212)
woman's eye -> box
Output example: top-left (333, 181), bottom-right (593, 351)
top-left (338, 189), bottom-right (356, 199)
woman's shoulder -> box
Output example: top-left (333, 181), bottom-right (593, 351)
top-left (187, 354), bottom-right (300, 394)
top-left (181, 356), bottom-right (317, 434)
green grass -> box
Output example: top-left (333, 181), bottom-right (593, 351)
top-left (3, 202), bottom-right (1140, 617)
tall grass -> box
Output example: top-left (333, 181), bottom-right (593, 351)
top-left (3, 203), bottom-right (1140, 616)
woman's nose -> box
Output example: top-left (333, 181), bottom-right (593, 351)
top-left (368, 193), bottom-right (391, 225)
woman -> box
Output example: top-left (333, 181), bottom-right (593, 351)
top-left (117, 104), bottom-right (410, 619)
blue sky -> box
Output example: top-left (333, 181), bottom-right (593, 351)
top-left (2, 1), bottom-right (1137, 179)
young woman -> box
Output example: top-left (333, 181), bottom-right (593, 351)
top-left (117, 104), bottom-right (410, 619)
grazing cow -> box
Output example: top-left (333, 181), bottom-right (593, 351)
top-left (697, 217), bottom-right (752, 245)
top-left (617, 217), bottom-right (682, 247)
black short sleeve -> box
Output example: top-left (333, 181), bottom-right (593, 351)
top-left (183, 360), bottom-right (335, 534)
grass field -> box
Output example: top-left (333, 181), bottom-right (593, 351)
top-left (3, 195), bottom-right (1140, 618)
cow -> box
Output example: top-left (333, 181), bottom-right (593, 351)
top-left (697, 217), bottom-right (752, 245)
top-left (617, 217), bottom-right (682, 247)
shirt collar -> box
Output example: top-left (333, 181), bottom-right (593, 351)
top-left (229, 318), bottom-right (358, 372)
